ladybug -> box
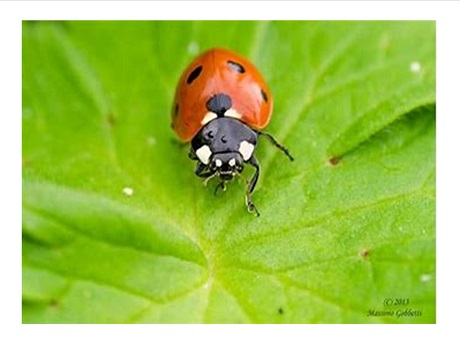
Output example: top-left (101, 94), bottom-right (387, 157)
top-left (171, 48), bottom-right (293, 216)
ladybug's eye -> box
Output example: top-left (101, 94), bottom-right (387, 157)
top-left (206, 130), bottom-right (214, 139)
top-left (187, 65), bottom-right (203, 84)
top-left (227, 60), bottom-right (245, 73)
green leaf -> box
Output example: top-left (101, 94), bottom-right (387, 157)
top-left (23, 21), bottom-right (435, 323)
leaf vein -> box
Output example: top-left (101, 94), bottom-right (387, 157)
top-left (223, 188), bottom-right (433, 249)
top-left (23, 261), bottom-right (207, 305)
top-left (24, 203), bottom-right (206, 268)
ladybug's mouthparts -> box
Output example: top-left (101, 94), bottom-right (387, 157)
top-left (219, 172), bottom-right (235, 181)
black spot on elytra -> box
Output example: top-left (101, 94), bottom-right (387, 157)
top-left (174, 103), bottom-right (179, 118)
top-left (261, 89), bottom-right (268, 103)
top-left (227, 60), bottom-right (245, 73)
top-left (187, 65), bottom-right (202, 84)
top-left (206, 93), bottom-right (232, 116)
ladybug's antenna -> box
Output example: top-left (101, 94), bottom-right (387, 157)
top-left (256, 131), bottom-right (294, 161)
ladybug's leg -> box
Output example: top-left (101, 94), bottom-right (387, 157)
top-left (245, 155), bottom-right (261, 217)
top-left (195, 162), bottom-right (214, 179)
top-left (188, 147), bottom-right (198, 160)
top-left (257, 131), bottom-right (294, 161)
top-left (214, 180), bottom-right (227, 195)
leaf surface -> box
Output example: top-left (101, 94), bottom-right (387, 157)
top-left (23, 21), bottom-right (435, 323)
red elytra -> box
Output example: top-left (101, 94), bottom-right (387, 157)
top-left (171, 48), bottom-right (273, 142)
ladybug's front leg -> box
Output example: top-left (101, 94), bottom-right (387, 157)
top-left (195, 162), bottom-right (214, 178)
top-left (188, 147), bottom-right (198, 160)
top-left (245, 155), bottom-right (260, 217)
top-left (195, 162), bottom-right (217, 188)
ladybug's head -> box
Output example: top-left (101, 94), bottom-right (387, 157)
top-left (190, 117), bottom-right (258, 181)
top-left (209, 152), bottom-right (244, 180)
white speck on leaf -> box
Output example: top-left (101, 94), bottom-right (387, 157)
top-left (410, 61), bottom-right (422, 73)
top-left (420, 274), bottom-right (431, 283)
top-left (147, 136), bottom-right (156, 146)
top-left (123, 187), bottom-right (134, 196)
top-left (188, 41), bottom-right (199, 55)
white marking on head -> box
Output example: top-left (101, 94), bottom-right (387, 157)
top-left (215, 159), bottom-right (222, 167)
top-left (228, 158), bottom-right (236, 167)
top-left (196, 145), bottom-right (212, 164)
top-left (410, 61), bottom-right (421, 73)
top-left (239, 140), bottom-right (255, 161)
top-left (201, 112), bottom-right (218, 125)
top-left (224, 108), bottom-right (242, 119)
top-left (122, 187), bottom-right (134, 196)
